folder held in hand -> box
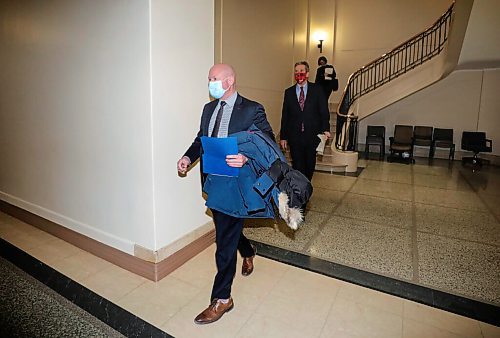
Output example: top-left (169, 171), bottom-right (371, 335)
top-left (201, 136), bottom-right (239, 177)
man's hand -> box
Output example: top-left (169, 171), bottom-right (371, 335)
top-left (177, 156), bottom-right (191, 174)
top-left (226, 154), bottom-right (248, 168)
top-left (324, 131), bottom-right (331, 139)
top-left (280, 140), bottom-right (288, 150)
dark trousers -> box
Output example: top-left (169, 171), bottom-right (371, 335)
top-left (289, 140), bottom-right (317, 181)
top-left (210, 209), bottom-right (254, 300)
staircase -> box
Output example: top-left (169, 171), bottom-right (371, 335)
top-left (331, 2), bottom-right (466, 172)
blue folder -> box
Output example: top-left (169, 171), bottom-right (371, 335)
top-left (201, 136), bottom-right (239, 177)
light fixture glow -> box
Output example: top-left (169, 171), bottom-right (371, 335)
top-left (313, 31), bottom-right (327, 53)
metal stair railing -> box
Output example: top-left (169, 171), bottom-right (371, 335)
top-left (335, 2), bottom-right (455, 152)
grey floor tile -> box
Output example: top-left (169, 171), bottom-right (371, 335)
top-left (306, 187), bottom-right (345, 213)
top-left (418, 232), bottom-right (500, 305)
top-left (415, 203), bottom-right (500, 246)
top-left (414, 186), bottom-right (488, 211)
top-left (413, 173), bottom-right (472, 191)
top-left (311, 172), bottom-right (356, 191)
top-left (334, 193), bottom-right (413, 229)
top-left (307, 216), bottom-right (413, 280)
top-left (351, 178), bottom-right (413, 201)
top-left (243, 211), bottom-right (328, 253)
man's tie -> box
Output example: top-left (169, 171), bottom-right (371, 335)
top-left (299, 87), bottom-right (305, 132)
top-left (299, 87), bottom-right (305, 111)
top-left (211, 101), bottom-right (226, 137)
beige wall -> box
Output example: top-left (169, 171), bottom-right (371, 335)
top-left (0, 0), bottom-right (215, 254)
top-left (360, 68), bottom-right (500, 156)
top-left (0, 0), bottom-right (154, 253)
top-left (150, 0), bottom-right (214, 250)
top-left (458, 0), bottom-right (500, 69)
top-left (217, 0), bottom-right (452, 132)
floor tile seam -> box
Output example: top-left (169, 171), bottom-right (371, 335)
top-left (413, 201), bottom-right (495, 215)
top-left (328, 213), bottom-right (413, 232)
top-left (110, 278), bottom-right (150, 305)
top-left (158, 287), bottom-right (207, 329)
top-left (411, 165), bottom-right (420, 284)
top-left (401, 316), bottom-right (481, 337)
top-left (317, 287), bottom-right (341, 337)
top-left (346, 190), bottom-right (414, 202)
top-left (334, 293), bottom-right (405, 317)
top-left (313, 185), bottom-right (353, 193)
top-left (412, 201), bottom-right (489, 213)
top-left (303, 177), bottom-right (359, 251)
top-left (355, 176), bottom-right (414, 187)
top-left (414, 229), bottom-right (500, 249)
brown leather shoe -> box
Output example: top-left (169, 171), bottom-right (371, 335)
top-left (242, 246), bottom-right (256, 276)
top-left (194, 298), bottom-right (234, 325)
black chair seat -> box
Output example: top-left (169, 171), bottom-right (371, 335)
top-left (391, 143), bottom-right (412, 151)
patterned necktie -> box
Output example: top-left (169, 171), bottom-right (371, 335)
top-left (299, 87), bottom-right (305, 132)
top-left (211, 101), bottom-right (226, 137)
top-left (299, 87), bottom-right (305, 111)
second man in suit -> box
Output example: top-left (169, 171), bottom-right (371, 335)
top-left (280, 61), bottom-right (330, 182)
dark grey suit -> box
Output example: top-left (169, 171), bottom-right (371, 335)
top-left (280, 82), bottom-right (329, 181)
top-left (183, 93), bottom-right (274, 300)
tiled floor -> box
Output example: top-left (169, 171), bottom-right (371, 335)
top-left (0, 158), bottom-right (499, 337)
top-left (244, 158), bottom-right (500, 307)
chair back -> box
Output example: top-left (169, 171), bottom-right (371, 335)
top-left (414, 126), bottom-right (433, 140)
top-left (367, 126), bottom-right (385, 138)
top-left (393, 125), bottom-right (413, 144)
top-left (433, 128), bottom-right (453, 142)
top-left (462, 131), bottom-right (487, 151)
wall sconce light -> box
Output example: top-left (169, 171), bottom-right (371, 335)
top-left (313, 31), bottom-right (327, 53)
top-left (317, 39), bottom-right (324, 53)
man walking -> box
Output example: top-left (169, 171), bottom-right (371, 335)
top-left (177, 63), bottom-right (274, 324)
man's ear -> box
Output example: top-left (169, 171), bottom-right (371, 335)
top-left (227, 76), bottom-right (235, 87)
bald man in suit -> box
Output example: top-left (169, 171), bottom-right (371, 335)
top-left (177, 63), bottom-right (274, 325)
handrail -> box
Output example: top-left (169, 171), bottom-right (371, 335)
top-left (335, 2), bottom-right (455, 151)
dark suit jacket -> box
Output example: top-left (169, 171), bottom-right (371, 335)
top-left (279, 82), bottom-right (329, 146)
top-left (184, 94), bottom-right (275, 164)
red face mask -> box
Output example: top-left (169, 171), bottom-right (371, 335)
top-left (294, 72), bottom-right (308, 82)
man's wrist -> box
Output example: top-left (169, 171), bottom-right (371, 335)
top-left (182, 156), bottom-right (191, 165)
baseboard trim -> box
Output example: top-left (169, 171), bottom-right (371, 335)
top-left (0, 200), bottom-right (215, 282)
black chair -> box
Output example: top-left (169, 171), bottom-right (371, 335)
top-left (389, 125), bottom-right (414, 164)
top-left (461, 131), bottom-right (492, 169)
top-left (431, 128), bottom-right (455, 161)
top-left (364, 125), bottom-right (385, 160)
top-left (413, 126), bottom-right (433, 158)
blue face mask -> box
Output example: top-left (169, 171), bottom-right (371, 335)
top-left (208, 80), bottom-right (227, 99)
